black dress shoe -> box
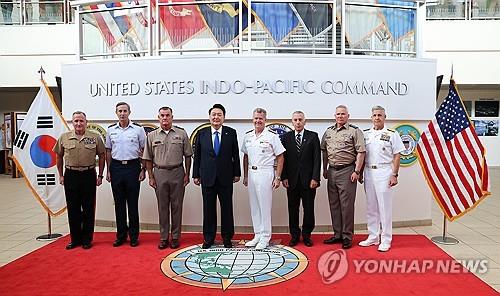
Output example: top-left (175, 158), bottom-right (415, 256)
top-left (82, 243), bottom-right (92, 249)
top-left (113, 239), bottom-right (126, 247)
top-left (202, 241), bottom-right (213, 249)
top-left (342, 238), bottom-right (352, 249)
top-left (65, 242), bottom-right (81, 250)
top-left (170, 239), bottom-right (180, 249)
top-left (223, 239), bottom-right (232, 248)
top-left (303, 238), bottom-right (313, 247)
top-left (158, 240), bottom-right (169, 250)
top-left (288, 237), bottom-right (299, 247)
top-left (323, 237), bottom-right (343, 244)
top-left (130, 240), bottom-right (139, 247)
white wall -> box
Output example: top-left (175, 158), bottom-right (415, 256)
top-left (0, 24), bottom-right (77, 87)
top-left (423, 20), bottom-right (500, 84)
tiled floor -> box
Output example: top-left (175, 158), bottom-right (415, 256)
top-left (1, 169), bottom-right (499, 292)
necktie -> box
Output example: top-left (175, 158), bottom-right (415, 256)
top-left (214, 131), bottom-right (220, 156)
top-left (296, 133), bottom-right (301, 153)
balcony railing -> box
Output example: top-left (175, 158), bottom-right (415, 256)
top-left (426, 0), bottom-right (500, 19)
top-left (1, 0), bottom-right (498, 25)
top-left (0, 0), bottom-right (72, 24)
top-left (2, 0), bottom-right (495, 60)
top-left (70, 0), bottom-right (422, 59)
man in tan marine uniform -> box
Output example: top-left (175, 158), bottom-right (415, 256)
top-left (143, 106), bottom-right (193, 249)
top-left (321, 105), bottom-right (366, 249)
top-left (54, 111), bottom-right (105, 250)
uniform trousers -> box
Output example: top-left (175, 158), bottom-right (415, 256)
top-left (110, 159), bottom-right (141, 241)
top-left (327, 165), bottom-right (357, 241)
top-left (63, 169), bottom-right (96, 245)
top-left (153, 166), bottom-right (185, 241)
top-left (248, 167), bottom-right (274, 244)
top-left (363, 166), bottom-right (393, 244)
top-left (287, 184), bottom-right (316, 239)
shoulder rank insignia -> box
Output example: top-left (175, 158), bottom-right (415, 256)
top-left (108, 123), bottom-right (117, 128)
top-left (173, 125), bottom-right (185, 130)
top-left (132, 122), bottom-right (142, 127)
top-left (348, 124), bottom-right (359, 129)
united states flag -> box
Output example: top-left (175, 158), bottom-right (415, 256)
top-left (417, 80), bottom-right (490, 221)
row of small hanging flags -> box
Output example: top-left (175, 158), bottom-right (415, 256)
top-left (86, 0), bottom-right (333, 49)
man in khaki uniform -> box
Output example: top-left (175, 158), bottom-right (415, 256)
top-left (321, 105), bottom-right (365, 249)
top-left (143, 107), bottom-right (193, 249)
top-left (54, 111), bottom-right (105, 250)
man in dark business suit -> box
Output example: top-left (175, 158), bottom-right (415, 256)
top-left (193, 104), bottom-right (241, 249)
top-left (281, 111), bottom-right (321, 247)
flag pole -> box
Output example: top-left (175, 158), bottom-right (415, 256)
top-left (34, 66), bottom-right (63, 241)
top-left (431, 215), bottom-right (458, 245)
top-left (429, 71), bottom-right (458, 245)
top-left (36, 214), bottom-right (63, 241)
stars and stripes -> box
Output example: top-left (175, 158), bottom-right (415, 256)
top-left (417, 79), bottom-right (490, 221)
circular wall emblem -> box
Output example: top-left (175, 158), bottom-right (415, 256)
top-left (266, 123), bottom-right (292, 140)
top-left (393, 124), bottom-right (421, 167)
top-left (161, 243), bottom-right (308, 291)
top-left (189, 123), bottom-right (211, 155)
top-left (86, 123), bottom-right (106, 142)
top-left (142, 123), bottom-right (158, 136)
top-left (30, 135), bottom-right (57, 168)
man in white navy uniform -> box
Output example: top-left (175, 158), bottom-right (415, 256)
top-left (106, 102), bottom-right (146, 247)
top-left (242, 108), bottom-right (285, 250)
top-left (359, 105), bottom-right (404, 252)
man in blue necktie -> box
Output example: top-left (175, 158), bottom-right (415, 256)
top-left (193, 104), bottom-right (241, 249)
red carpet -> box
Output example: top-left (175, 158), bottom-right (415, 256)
top-left (0, 233), bottom-right (497, 295)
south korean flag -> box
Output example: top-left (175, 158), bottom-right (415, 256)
top-left (13, 80), bottom-right (69, 216)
